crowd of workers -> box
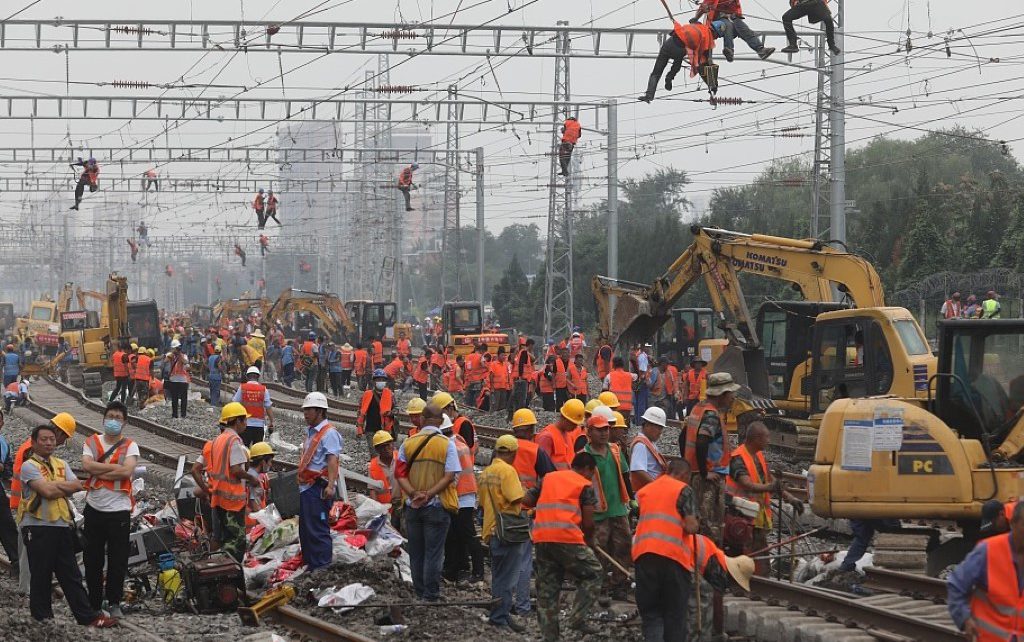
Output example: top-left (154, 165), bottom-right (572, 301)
top-left (940, 290), bottom-right (1004, 319)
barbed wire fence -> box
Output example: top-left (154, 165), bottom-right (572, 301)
top-left (890, 269), bottom-right (1024, 338)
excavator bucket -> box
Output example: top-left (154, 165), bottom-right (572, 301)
top-left (592, 275), bottom-right (671, 348)
top-left (709, 344), bottom-right (772, 402)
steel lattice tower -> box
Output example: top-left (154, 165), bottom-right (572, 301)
top-left (543, 24), bottom-right (573, 342)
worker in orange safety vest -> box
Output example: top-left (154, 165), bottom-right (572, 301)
top-left (357, 369), bottom-right (394, 453)
top-left (397, 163), bottom-right (418, 211)
top-left (536, 398), bottom-right (586, 471)
top-left (368, 430), bottom-right (402, 530)
top-left (558, 116), bottom-right (581, 177)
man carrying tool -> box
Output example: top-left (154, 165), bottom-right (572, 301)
top-left (397, 163), bottom-right (418, 212)
top-left (297, 392), bottom-right (342, 571)
top-left (209, 402), bottom-right (259, 563)
top-left (558, 116), bottom-right (581, 177)
top-left (691, 0), bottom-right (775, 62)
top-left (233, 366), bottom-right (274, 447)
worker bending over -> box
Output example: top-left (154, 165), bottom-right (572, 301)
top-left (639, 21), bottom-right (726, 103)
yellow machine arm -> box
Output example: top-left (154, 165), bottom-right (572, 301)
top-left (593, 225), bottom-right (886, 348)
top-left (263, 289), bottom-right (357, 339)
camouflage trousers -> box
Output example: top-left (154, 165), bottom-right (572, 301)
top-left (534, 542), bottom-right (603, 642)
top-left (691, 474), bottom-right (725, 544)
top-left (687, 574), bottom-right (714, 642)
top-left (593, 516), bottom-right (632, 595)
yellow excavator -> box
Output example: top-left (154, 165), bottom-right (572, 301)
top-left (212, 297), bottom-right (272, 328)
top-left (15, 283), bottom-right (76, 349)
top-left (263, 289), bottom-right (357, 344)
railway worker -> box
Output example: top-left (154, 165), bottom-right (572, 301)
top-left (633, 458), bottom-right (700, 642)
top-left (557, 116), bottom-right (581, 177)
top-left (166, 340), bottom-right (191, 419)
top-left (463, 343), bottom-right (489, 409)
top-left (233, 367), bottom-right (274, 447)
top-left (280, 338), bottom-right (296, 387)
top-left (506, 337), bottom-right (535, 421)
top-left (246, 441), bottom-right (275, 522)
top-left (526, 451), bottom-right (603, 641)
top-left (691, 0), bottom-right (774, 63)
top-left (413, 349), bottom-right (431, 401)
top-left (682, 358), bottom-right (708, 418)
top-left (209, 402), bottom-right (259, 563)
top-left (371, 336), bottom-right (385, 368)
top-left (405, 396), bottom-right (426, 437)
top-left (569, 353), bottom-right (588, 403)
top-left (132, 346), bottom-right (152, 410)
top-left (4, 378), bottom-right (27, 412)
top-left (109, 341), bottom-right (132, 404)
top-left (296, 392), bottom-right (342, 570)
top-left (979, 499), bottom-right (1014, 537)
top-left (479, 434), bottom-right (528, 632)
top-left (629, 407), bottom-right (670, 492)
top-left (396, 335), bottom-right (412, 359)
top-left (338, 342), bottom-right (355, 391)
top-left (300, 332), bottom-right (318, 393)
top-left (69, 156), bottom-right (100, 211)
top-left (353, 343), bottom-right (370, 392)
top-left (395, 402), bottom-right (460, 601)
top-left (384, 353), bottom-right (406, 388)
top-left (550, 347), bottom-right (572, 408)
top-left (536, 356), bottom-right (556, 411)
top-left (582, 413), bottom-right (633, 604)
top-left (3, 344), bottom-right (22, 387)
top-left (489, 347), bottom-right (512, 411)
top-left (983, 290), bottom-right (1002, 319)
top-left (127, 238), bottom-right (139, 263)
top-left (265, 190), bottom-right (281, 226)
top-left (18, 422), bottom-right (118, 628)
top-left (508, 408), bottom-right (556, 614)
top-left (836, 517), bottom-right (901, 573)
top-left (0, 412), bottom-right (19, 579)
top-left (948, 501), bottom-right (1024, 640)
top-left (441, 404), bottom-right (485, 588)
top-left (253, 189), bottom-right (267, 229)
top-left (324, 341), bottom-right (343, 397)
top-left (397, 163), bottom-right (418, 212)
top-left (604, 356), bottom-right (637, 425)
top-left (368, 431), bottom-right (401, 530)
top-left (662, 358), bottom-right (681, 420)
top-left (638, 20), bottom-right (723, 103)
top-left (610, 410), bottom-right (631, 461)
top-left (247, 329), bottom-right (267, 370)
top-left (434, 391), bottom-right (477, 457)
top-left (357, 369), bottom-right (395, 454)
top-left (81, 401), bottom-right (138, 618)
top-left (781, 0), bottom-right (840, 56)
top-left (682, 372), bottom-right (740, 543)
top-left (207, 345), bottom-right (226, 407)
top-left (537, 399), bottom-right (586, 471)
top-left (726, 422), bottom-right (803, 569)
top-left (143, 168), bottom-right (158, 192)
top-left (688, 533), bottom-right (756, 642)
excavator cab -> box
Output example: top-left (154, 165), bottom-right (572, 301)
top-left (655, 308), bottom-right (721, 363)
top-left (757, 301), bottom-right (849, 405)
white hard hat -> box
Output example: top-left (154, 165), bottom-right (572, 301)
top-left (302, 391), bottom-right (329, 409)
top-left (246, 366), bottom-right (261, 377)
top-left (641, 406), bottom-right (667, 428)
top-left (591, 405), bottom-right (615, 423)
top-left (170, 339), bottom-right (181, 349)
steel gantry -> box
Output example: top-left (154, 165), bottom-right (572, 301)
top-left (0, 146), bottom-right (466, 165)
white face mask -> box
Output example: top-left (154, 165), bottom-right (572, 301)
top-left (374, 381), bottom-right (387, 391)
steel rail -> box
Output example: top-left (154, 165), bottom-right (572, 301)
top-left (862, 567), bottom-right (948, 603)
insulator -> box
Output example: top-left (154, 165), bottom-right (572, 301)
top-left (375, 85), bottom-right (415, 94)
top-left (710, 96), bottom-right (744, 106)
top-left (379, 29), bottom-right (418, 40)
top-left (111, 80), bottom-right (153, 89)
top-left (112, 25), bottom-right (155, 36)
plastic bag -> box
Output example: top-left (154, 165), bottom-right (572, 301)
top-left (251, 503), bottom-right (283, 531)
top-left (330, 531), bottom-right (370, 565)
top-left (317, 582), bottom-right (375, 612)
top-left (350, 493), bottom-right (389, 526)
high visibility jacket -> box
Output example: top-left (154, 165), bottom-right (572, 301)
top-left (551, 359), bottom-right (568, 389)
top-left (5, 383), bottom-right (17, 394)
top-left (983, 299), bottom-right (1002, 319)
top-left (253, 193), bottom-right (265, 209)
top-left (672, 21), bottom-right (715, 76)
top-left (239, 381), bottom-right (268, 420)
top-left (701, 0), bottom-right (743, 18)
top-left (650, 369), bottom-right (666, 397)
top-left (297, 422), bottom-right (339, 485)
top-left (112, 350), bottom-right (129, 377)
top-left (353, 349), bottom-right (369, 375)
top-left (537, 369), bottom-right (554, 394)
top-left (726, 444), bottom-right (771, 522)
top-left (568, 364), bottom-right (587, 396)
top-left (591, 443), bottom-right (630, 513)
top-left (513, 348), bottom-right (534, 380)
top-left (444, 365), bottom-right (464, 393)
top-left (368, 455), bottom-right (394, 505)
top-left (398, 167), bottom-right (413, 187)
top-left (403, 431), bottom-right (458, 513)
top-left (595, 346), bottom-right (613, 379)
top-left (569, 336), bottom-right (584, 358)
top-left (513, 438), bottom-right (541, 491)
top-left (209, 430), bottom-right (247, 511)
top-left (464, 353), bottom-right (488, 384)
top-left (340, 348), bottom-right (354, 369)
top-left (371, 340), bottom-right (384, 365)
top-left (608, 369), bottom-right (634, 411)
top-left (490, 359), bottom-right (511, 390)
top-left (8, 438), bottom-right (31, 510)
top-left (84, 434), bottom-right (135, 497)
top-left (384, 358), bottom-right (404, 381)
top-left (266, 194), bottom-right (278, 211)
top-left (683, 400), bottom-right (730, 473)
top-left (454, 434), bottom-right (477, 496)
top-left (632, 474), bottom-right (695, 570)
top-left (537, 424), bottom-right (574, 470)
top-left (357, 388), bottom-right (394, 435)
top-left (17, 455), bottom-right (73, 525)
top-left (454, 416), bottom-right (477, 457)
top-left (413, 357), bottom-right (430, 384)
top-left (665, 365), bottom-right (679, 397)
top-left (430, 351), bottom-right (447, 370)
top-left (397, 338), bottom-right (411, 357)
top-left (970, 532), bottom-right (1024, 641)
top-left (686, 368), bottom-right (707, 401)
top-left (561, 119), bottom-right (581, 144)
top-left (133, 354), bottom-right (152, 381)
top-left (85, 165), bottom-right (99, 185)
top-left (630, 434), bottom-right (668, 490)
top-left (942, 300), bottom-right (963, 319)
top-left (532, 469), bottom-right (591, 545)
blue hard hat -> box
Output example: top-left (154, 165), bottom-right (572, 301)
top-left (308, 331), bottom-right (316, 339)
top-left (411, 163), bottom-right (420, 170)
top-left (372, 368), bottom-right (388, 379)
top-left (258, 188), bottom-right (265, 193)
top-left (547, 339), bottom-right (555, 345)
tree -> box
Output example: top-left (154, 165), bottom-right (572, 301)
top-left (898, 195), bottom-right (950, 287)
top-left (491, 255), bottom-right (532, 330)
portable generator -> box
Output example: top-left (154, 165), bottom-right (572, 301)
top-left (182, 553), bottom-right (246, 613)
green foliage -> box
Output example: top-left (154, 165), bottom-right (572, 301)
top-left (491, 255), bottom-right (532, 330)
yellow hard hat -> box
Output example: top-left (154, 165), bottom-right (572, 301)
top-left (137, 346), bottom-right (147, 354)
top-left (372, 430), bottom-right (395, 448)
top-left (130, 343), bottom-right (138, 350)
top-left (494, 434), bottom-right (519, 452)
top-left (612, 411), bottom-right (627, 429)
top-left (406, 397), bottom-right (426, 415)
top-left (431, 391), bottom-right (455, 410)
top-left (560, 398), bottom-right (586, 425)
top-left (598, 391), bottom-right (621, 409)
top-left (511, 408), bottom-right (537, 429)
top-left (584, 398), bottom-right (602, 415)
top-left (148, 348), bottom-right (156, 357)
top-left (219, 401), bottom-right (251, 425)
top-left (50, 412), bottom-right (76, 437)
top-left (250, 441), bottom-right (275, 458)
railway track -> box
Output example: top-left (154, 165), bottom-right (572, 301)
top-left (861, 567), bottom-right (948, 602)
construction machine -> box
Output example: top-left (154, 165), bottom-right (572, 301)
top-left (809, 318), bottom-right (1024, 573)
top-left (0, 302), bottom-right (15, 336)
top-left (653, 307), bottom-right (724, 363)
top-left (59, 274), bottom-right (153, 374)
top-left (263, 289), bottom-right (355, 344)
top-left (441, 301), bottom-right (509, 356)
top-left (190, 304), bottom-right (215, 328)
top-left (212, 297), bottom-right (271, 328)
top-left (342, 300), bottom-right (411, 346)
top-left (15, 283), bottom-right (76, 351)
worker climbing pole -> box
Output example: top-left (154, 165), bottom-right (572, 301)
top-left (69, 156), bottom-right (99, 210)
top-left (234, 243), bottom-right (247, 267)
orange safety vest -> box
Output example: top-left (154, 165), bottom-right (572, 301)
top-left (384, 358), bottom-right (404, 380)
top-left (683, 400), bottom-right (730, 473)
top-left (672, 21), bottom-right (715, 76)
top-left (297, 422), bottom-right (339, 485)
top-left (650, 368), bottom-right (666, 397)
top-left (8, 438), bottom-right (32, 510)
top-left (430, 351), bottom-right (447, 370)
top-left (397, 338), bottom-right (411, 357)
top-left (398, 167), bottom-right (413, 187)
top-left (444, 365), bottom-right (464, 393)
top-left (340, 348), bottom-right (354, 369)
top-left (513, 439), bottom-right (541, 491)
top-left (686, 369), bottom-right (707, 401)
top-left (357, 388), bottom-right (394, 435)
top-left (253, 193), bottom-right (265, 209)
top-left (970, 532), bottom-right (1024, 641)
top-left (561, 119), bottom-right (581, 144)
top-left (84, 434), bottom-right (135, 496)
top-left (632, 474), bottom-right (695, 570)
top-left (453, 416), bottom-right (477, 457)
top-left (512, 348), bottom-right (534, 380)
top-left (133, 354), bottom-right (152, 381)
top-left (464, 353), bottom-right (488, 384)
top-left (589, 443), bottom-right (629, 513)
top-left (454, 434), bottom-right (477, 496)
top-left (532, 469), bottom-right (591, 545)
top-left (537, 369), bottom-right (554, 394)
top-left (239, 381), bottom-right (267, 420)
top-left (112, 350), bottom-right (128, 377)
top-left (372, 341), bottom-right (384, 366)
top-left (209, 430), bottom-right (247, 511)
top-left (368, 455), bottom-right (394, 505)
top-left (353, 349), bottom-right (369, 375)
top-left (537, 423), bottom-right (574, 470)
top-left (726, 444), bottom-right (771, 512)
top-left (5, 383), bottom-right (18, 395)
top-left (596, 346), bottom-right (613, 379)
top-left (169, 354), bottom-right (190, 382)
top-left (552, 359), bottom-right (568, 390)
top-left (266, 194), bottom-right (278, 211)
top-left (569, 364), bottom-right (587, 396)
top-left (413, 357), bottom-right (430, 384)
top-left (608, 369), bottom-right (634, 411)
top-left (630, 434), bottom-right (668, 490)
top-left (490, 359), bottom-right (511, 391)
top-left (665, 365), bottom-right (679, 397)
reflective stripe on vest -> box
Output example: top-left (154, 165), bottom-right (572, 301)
top-left (726, 444), bottom-right (771, 515)
top-left (683, 400), bottom-right (721, 472)
top-left (454, 434), bottom-right (477, 496)
top-left (357, 389), bottom-right (393, 436)
top-left (632, 474), bottom-right (695, 570)
top-left (513, 439), bottom-right (541, 490)
top-left (532, 470), bottom-right (590, 545)
top-left (969, 532), bottom-right (1024, 641)
top-left (209, 430), bottom-right (247, 511)
top-left (490, 360), bottom-right (511, 390)
top-left (8, 439), bottom-right (32, 509)
top-left (298, 423), bottom-right (339, 485)
top-left (239, 382), bottom-right (267, 420)
top-left (368, 456), bottom-right (393, 505)
top-left (552, 359), bottom-right (568, 389)
top-left (608, 369), bottom-right (634, 411)
top-left (686, 369), bottom-right (706, 401)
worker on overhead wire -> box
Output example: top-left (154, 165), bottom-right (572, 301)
top-left (253, 189), bottom-right (267, 229)
top-left (266, 190), bottom-right (282, 226)
top-left (234, 243), bottom-right (247, 268)
top-left (143, 168), bottom-right (159, 192)
top-left (397, 163), bottom-right (418, 212)
top-left (639, 20), bottom-right (728, 103)
top-left (691, 0), bottom-right (774, 62)
top-left (137, 222), bottom-right (150, 247)
top-left (126, 238), bottom-right (139, 263)
top-left (558, 116), bottom-right (581, 177)
top-left (69, 157), bottom-right (100, 211)
top-left (259, 234), bottom-right (270, 257)
top-left (781, 0), bottom-right (840, 56)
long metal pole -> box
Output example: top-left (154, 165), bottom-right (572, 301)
top-left (607, 99), bottom-right (618, 290)
top-left (475, 147), bottom-right (485, 306)
top-left (829, 0), bottom-right (846, 243)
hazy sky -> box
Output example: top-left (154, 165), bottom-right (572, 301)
top-left (1, 0), bottom-right (1018, 237)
